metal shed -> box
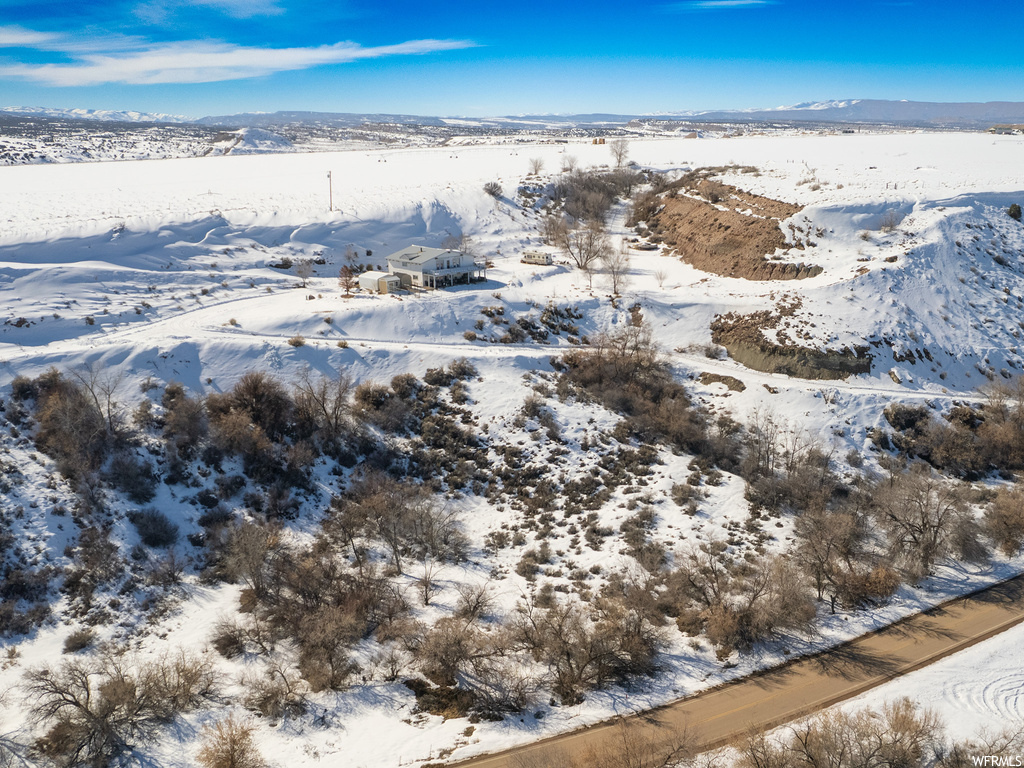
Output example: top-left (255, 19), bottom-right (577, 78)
top-left (358, 270), bottom-right (401, 294)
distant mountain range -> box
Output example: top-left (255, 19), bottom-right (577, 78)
top-left (0, 105), bottom-right (193, 123)
top-left (4, 99), bottom-right (1024, 130)
top-left (673, 99), bottom-right (1024, 127)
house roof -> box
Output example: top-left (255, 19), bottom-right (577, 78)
top-left (359, 270), bottom-right (398, 280)
top-left (387, 245), bottom-right (462, 265)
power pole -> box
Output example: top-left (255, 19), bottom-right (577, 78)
top-left (327, 171), bottom-right (333, 212)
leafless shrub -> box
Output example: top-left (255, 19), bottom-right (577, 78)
top-left (69, 363), bottom-right (125, 435)
top-left (196, 714), bottom-right (267, 768)
top-left (454, 583), bottom-right (494, 621)
top-left (418, 616), bottom-right (482, 686)
top-left (162, 385), bottom-right (207, 454)
top-left (985, 485), bottom-right (1024, 555)
top-left (879, 209), bottom-right (902, 233)
top-left (668, 541), bottom-right (815, 654)
top-left (353, 380), bottom-right (412, 433)
top-left (128, 508), bottom-right (179, 548)
top-left (293, 367), bottom-right (354, 446)
top-left (739, 697), bottom-right (944, 768)
top-left (331, 472), bottom-right (466, 573)
top-left (510, 591), bottom-right (661, 705)
top-left (873, 466), bottom-right (977, 579)
top-left (484, 181), bottom-right (503, 198)
top-left (578, 718), bottom-right (696, 768)
top-left (242, 661), bottom-right (307, 720)
top-left (794, 503), bottom-right (871, 606)
top-left (31, 369), bottom-right (108, 478)
top-left (223, 522), bottom-right (285, 600)
top-left (28, 652), bottom-right (218, 767)
top-left (528, 157), bottom-right (544, 175)
top-left (295, 604), bottom-right (361, 692)
top-left (223, 371), bottom-right (294, 441)
top-left (62, 628), bottom-right (95, 654)
top-left (944, 726), bottom-right (1024, 768)
top-left (104, 451), bottom-right (158, 502)
top-left (558, 321), bottom-right (717, 459)
top-left (468, 654), bottom-right (538, 717)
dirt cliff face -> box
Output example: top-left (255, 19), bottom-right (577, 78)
top-left (636, 174), bottom-right (821, 281)
top-left (710, 304), bottom-right (873, 380)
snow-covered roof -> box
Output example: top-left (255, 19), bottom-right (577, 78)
top-left (387, 245), bottom-right (461, 265)
top-left (359, 270), bottom-right (397, 280)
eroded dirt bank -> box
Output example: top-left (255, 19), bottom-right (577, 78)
top-left (632, 170), bottom-right (821, 281)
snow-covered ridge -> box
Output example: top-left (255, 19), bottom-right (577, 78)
top-left (1, 105), bottom-right (193, 123)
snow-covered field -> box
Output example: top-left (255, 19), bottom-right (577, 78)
top-left (1, 130), bottom-right (1023, 766)
top-left (844, 618), bottom-right (1024, 741)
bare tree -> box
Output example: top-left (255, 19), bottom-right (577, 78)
top-left (338, 264), bottom-right (357, 297)
top-left (873, 466), bottom-right (971, 578)
top-left (293, 367), bottom-right (353, 443)
top-left (561, 154), bottom-right (578, 173)
top-left (70, 363), bottom-right (124, 434)
top-left (794, 505), bottom-right (868, 607)
top-left (441, 233), bottom-right (476, 256)
top-left (418, 558), bottom-right (442, 606)
top-left (338, 473), bottom-right (466, 573)
top-left (28, 653), bottom-right (218, 768)
top-left (602, 244), bottom-right (631, 295)
top-left (225, 522), bottom-right (285, 600)
top-left (654, 269), bottom-right (668, 289)
top-left (528, 157), bottom-right (544, 175)
top-left (609, 138), bottom-right (630, 168)
top-left (295, 259), bottom-right (314, 288)
top-left (552, 219), bottom-right (612, 275)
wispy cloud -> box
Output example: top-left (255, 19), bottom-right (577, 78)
top-left (134, 0), bottom-right (285, 23)
top-left (0, 33), bottom-right (477, 86)
top-left (0, 24), bottom-right (60, 46)
top-left (666, 0), bottom-right (775, 10)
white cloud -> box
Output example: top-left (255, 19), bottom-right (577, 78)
top-left (190, 0), bottom-right (285, 17)
top-left (0, 35), bottom-right (477, 86)
top-left (0, 25), bottom-right (60, 46)
top-left (134, 0), bottom-right (285, 22)
top-left (666, 0), bottom-right (775, 10)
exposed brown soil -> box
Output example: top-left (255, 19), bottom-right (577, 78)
top-left (698, 372), bottom-right (746, 391)
top-left (450, 574), bottom-right (1024, 768)
top-left (635, 172), bottom-right (821, 281)
top-left (710, 304), bottom-right (872, 380)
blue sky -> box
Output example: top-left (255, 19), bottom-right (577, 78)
top-left (0, 0), bottom-right (1020, 117)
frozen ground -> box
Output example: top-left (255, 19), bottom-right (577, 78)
top-left (1, 130), bottom-right (1023, 766)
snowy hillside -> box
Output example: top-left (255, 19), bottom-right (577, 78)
top-left (1, 131), bottom-right (1023, 767)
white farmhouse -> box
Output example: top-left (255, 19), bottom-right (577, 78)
top-left (385, 246), bottom-right (485, 289)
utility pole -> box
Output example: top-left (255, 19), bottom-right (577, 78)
top-left (327, 171), bottom-right (333, 212)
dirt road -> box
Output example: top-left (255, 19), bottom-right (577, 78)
top-left (450, 575), bottom-right (1024, 767)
